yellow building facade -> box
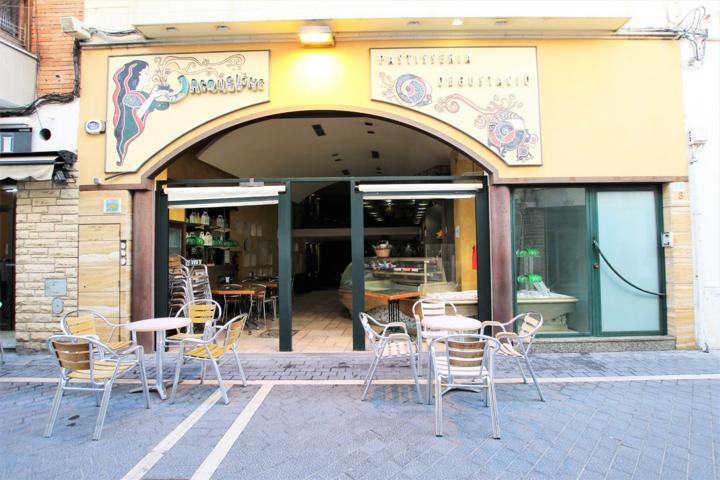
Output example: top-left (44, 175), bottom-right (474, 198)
top-left (12, 33), bottom-right (693, 351)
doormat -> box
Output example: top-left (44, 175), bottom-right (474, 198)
top-left (259, 329), bottom-right (299, 338)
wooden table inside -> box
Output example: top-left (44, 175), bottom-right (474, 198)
top-left (364, 290), bottom-right (419, 301)
top-left (365, 290), bottom-right (419, 322)
top-left (212, 288), bottom-right (261, 296)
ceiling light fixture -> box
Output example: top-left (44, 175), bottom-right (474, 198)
top-left (165, 26), bottom-right (178, 33)
top-left (299, 25), bottom-right (334, 48)
top-left (216, 25), bottom-right (229, 31)
top-left (451, 18), bottom-right (464, 26)
top-left (407, 21), bottom-right (421, 27)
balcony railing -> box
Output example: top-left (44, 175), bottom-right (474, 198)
top-left (0, 0), bottom-right (30, 50)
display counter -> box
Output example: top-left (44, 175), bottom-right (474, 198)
top-left (338, 257), bottom-right (447, 312)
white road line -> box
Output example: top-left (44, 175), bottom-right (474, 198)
top-left (2, 373), bottom-right (720, 386)
top-left (121, 388), bottom-right (228, 480)
top-left (191, 383), bottom-right (273, 480)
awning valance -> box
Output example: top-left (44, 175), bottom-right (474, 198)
top-left (0, 151), bottom-right (76, 182)
top-left (164, 185), bottom-right (286, 208)
top-left (0, 153), bottom-right (57, 181)
top-left (357, 182), bottom-right (483, 200)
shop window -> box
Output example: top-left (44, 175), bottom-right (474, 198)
top-left (513, 188), bottom-right (591, 335)
top-left (513, 187), bottom-right (665, 337)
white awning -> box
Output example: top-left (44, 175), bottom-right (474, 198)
top-left (164, 185), bottom-right (286, 208)
top-left (0, 154), bottom-right (57, 181)
top-left (357, 182), bottom-right (482, 200)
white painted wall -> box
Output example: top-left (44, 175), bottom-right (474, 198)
top-left (676, 3), bottom-right (720, 350)
top-left (0, 99), bottom-right (80, 152)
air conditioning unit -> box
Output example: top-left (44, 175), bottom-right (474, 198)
top-left (0, 125), bottom-right (32, 153)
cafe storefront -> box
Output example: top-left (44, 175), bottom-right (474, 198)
top-left (12, 23), bottom-right (693, 352)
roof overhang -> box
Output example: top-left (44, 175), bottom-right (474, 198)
top-left (134, 16), bottom-right (631, 41)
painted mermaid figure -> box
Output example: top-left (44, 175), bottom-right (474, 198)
top-left (111, 60), bottom-right (170, 166)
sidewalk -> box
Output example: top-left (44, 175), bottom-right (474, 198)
top-left (1, 350), bottom-right (719, 479)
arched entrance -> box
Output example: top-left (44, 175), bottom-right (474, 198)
top-left (143, 109), bottom-right (496, 352)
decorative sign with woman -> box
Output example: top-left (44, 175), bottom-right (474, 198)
top-left (111, 60), bottom-right (179, 166)
top-left (105, 51), bottom-right (269, 173)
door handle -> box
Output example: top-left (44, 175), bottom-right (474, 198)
top-left (592, 263), bottom-right (599, 270)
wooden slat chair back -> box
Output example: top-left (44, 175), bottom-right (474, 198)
top-left (447, 337), bottom-right (486, 369)
top-left (51, 338), bottom-right (92, 371)
top-left (188, 304), bottom-right (217, 325)
top-left (61, 310), bottom-right (132, 352)
top-left (221, 314), bottom-right (247, 353)
top-left (168, 300), bottom-right (221, 345)
top-left (66, 315), bottom-right (98, 338)
top-left (170, 314), bottom-right (249, 405)
top-left (412, 299), bottom-right (458, 376)
top-left (518, 313), bottom-right (542, 345)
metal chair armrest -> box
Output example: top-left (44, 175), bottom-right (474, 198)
top-left (495, 331), bottom-right (518, 341)
top-left (382, 322), bottom-right (408, 336)
top-left (481, 321), bottom-right (508, 332)
top-left (387, 332), bottom-right (412, 342)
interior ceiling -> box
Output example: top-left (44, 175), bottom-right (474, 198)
top-left (197, 115), bottom-right (456, 201)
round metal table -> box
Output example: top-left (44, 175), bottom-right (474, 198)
top-left (422, 315), bottom-right (483, 332)
top-left (125, 317), bottom-right (191, 400)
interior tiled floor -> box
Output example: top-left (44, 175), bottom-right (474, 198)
top-left (239, 289), bottom-right (355, 353)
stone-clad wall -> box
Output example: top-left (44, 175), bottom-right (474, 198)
top-left (14, 178), bottom-right (79, 352)
top-left (663, 182), bottom-right (695, 349)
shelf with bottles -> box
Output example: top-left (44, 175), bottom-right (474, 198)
top-left (184, 208), bottom-right (236, 264)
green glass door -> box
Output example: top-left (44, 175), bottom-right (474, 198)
top-left (595, 190), bottom-right (663, 333)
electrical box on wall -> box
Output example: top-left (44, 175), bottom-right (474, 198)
top-left (0, 125), bottom-right (32, 153)
top-left (661, 232), bottom-right (673, 248)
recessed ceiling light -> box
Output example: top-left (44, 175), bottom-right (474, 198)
top-left (407, 21), bottom-right (421, 27)
top-left (367, 130), bottom-right (375, 135)
top-left (494, 18), bottom-right (509, 25)
top-left (451, 18), bottom-right (464, 27)
top-left (334, 158), bottom-right (342, 162)
top-left (364, 121), bottom-right (374, 126)
top-left (331, 153), bottom-right (339, 156)
top-left (216, 25), bottom-right (229, 31)
top-left (165, 26), bottom-right (178, 33)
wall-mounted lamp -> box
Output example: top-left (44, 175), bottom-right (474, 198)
top-left (299, 25), bottom-right (334, 48)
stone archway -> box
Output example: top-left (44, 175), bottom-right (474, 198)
top-left (131, 106), bottom-right (513, 341)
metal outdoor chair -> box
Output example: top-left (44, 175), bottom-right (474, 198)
top-left (412, 299), bottom-right (458, 376)
top-left (428, 334), bottom-right (502, 438)
top-left (482, 312), bottom-right (545, 401)
top-left (60, 309), bottom-right (134, 353)
top-left (252, 283), bottom-right (273, 328)
top-left (166, 299), bottom-right (222, 349)
top-left (359, 312), bottom-right (422, 403)
top-left (170, 314), bottom-right (249, 405)
top-left (44, 335), bottom-right (150, 441)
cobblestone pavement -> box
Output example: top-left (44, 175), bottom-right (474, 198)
top-left (0, 350), bottom-right (719, 479)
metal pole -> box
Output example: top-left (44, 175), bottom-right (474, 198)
top-left (475, 178), bottom-right (491, 320)
top-left (350, 181), bottom-right (366, 351)
top-left (154, 188), bottom-right (169, 319)
top-left (278, 182), bottom-right (293, 351)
